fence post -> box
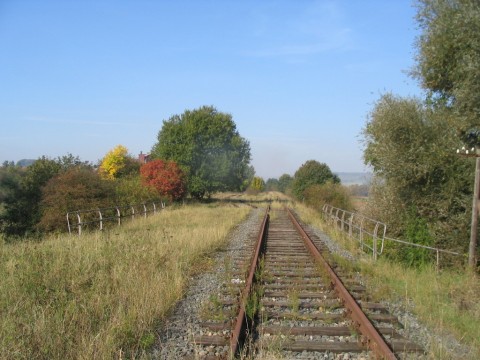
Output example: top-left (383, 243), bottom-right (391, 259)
top-left (373, 223), bottom-right (380, 261)
top-left (116, 207), bottom-right (121, 226)
top-left (359, 217), bottom-right (365, 251)
top-left (335, 208), bottom-right (340, 230)
top-left (98, 209), bottom-right (103, 231)
top-left (77, 212), bottom-right (82, 236)
top-left (67, 213), bottom-right (71, 235)
top-left (436, 250), bottom-right (440, 272)
top-left (131, 206), bottom-right (135, 220)
top-left (340, 211), bottom-right (345, 232)
top-left (153, 202), bottom-right (156, 214)
top-left (143, 203), bottom-right (147, 218)
top-left (348, 214), bottom-right (354, 238)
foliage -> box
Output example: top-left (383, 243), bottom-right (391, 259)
top-left (0, 157), bottom-right (62, 236)
top-left (140, 159), bottom-right (186, 202)
top-left (265, 178), bottom-right (279, 191)
top-left (0, 155), bottom-right (95, 237)
top-left (99, 145), bottom-right (139, 180)
top-left (247, 176), bottom-right (265, 195)
top-left (413, 0), bottom-right (480, 136)
top-left (114, 175), bottom-right (158, 206)
top-left (277, 173), bottom-right (294, 194)
top-left (37, 167), bottom-right (115, 232)
top-left (362, 93), bottom-right (473, 258)
top-left (292, 160), bottom-right (340, 200)
top-left (151, 106), bottom-right (251, 199)
top-left (303, 183), bottom-right (353, 212)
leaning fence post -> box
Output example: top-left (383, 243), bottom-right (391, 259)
top-left (153, 202), bottom-right (156, 214)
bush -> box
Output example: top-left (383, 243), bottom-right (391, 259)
top-left (303, 183), bottom-right (353, 212)
top-left (38, 167), bottom-right (115, 232)
top-left (140, 160), bottom-right (186, 202)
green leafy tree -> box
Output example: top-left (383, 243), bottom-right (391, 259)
top-left (413, 0), bottom-right (480, 138)
top-left (362, 93), bottom-right (473, 258)
top-left (278, 174), bottom-right (293, 194)
top-left (151, 106), bottom-right (251, 199)
top-left (292, 160), bottom-right (340, 200)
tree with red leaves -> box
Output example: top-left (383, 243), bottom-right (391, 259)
top-left (140, 159), bottom-right (186, 202)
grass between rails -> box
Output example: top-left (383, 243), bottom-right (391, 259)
top-left (293, 202), bottom-right (480, 360)
top-left (0, 203), bottom-right (250, 360)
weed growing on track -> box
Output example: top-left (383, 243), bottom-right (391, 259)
top-left (0, 203), bottom-right (250, 360)
top-left (293, 202), bottom-right (480, 360)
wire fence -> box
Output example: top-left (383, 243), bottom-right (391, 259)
top-left (322, 204), bottom-right (465, 270)
top-left (66, 201), bottom-right (165, 235)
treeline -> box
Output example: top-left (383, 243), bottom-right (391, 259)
top-left (0, 106), bottom-right (252, 240)
top-left (250, 160), bottom-right (354, 211)
top-left (361, 0), bottom-right (480, 267)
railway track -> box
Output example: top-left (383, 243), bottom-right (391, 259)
top-left (194, 207), bottom-right (424, 359)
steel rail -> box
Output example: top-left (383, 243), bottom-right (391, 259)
top-left (229, 206), bottom-right (270, 356)
top-left (286, 208), bottom-right (397, 360)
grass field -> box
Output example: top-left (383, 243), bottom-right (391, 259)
top-left (0, 203), bottom-right (250, 359)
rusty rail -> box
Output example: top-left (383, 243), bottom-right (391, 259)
top-left (286, 208), bottom-right (397, 360)
top-left (229, 206), bottom-right (270, 356)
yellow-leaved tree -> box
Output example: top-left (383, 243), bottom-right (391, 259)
top-left (99, 145), bottom-right (139, 180)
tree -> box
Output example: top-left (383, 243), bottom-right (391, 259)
top-left (248, 176), bottom-right (265, 194)
top-left (99, 145), bottom-right (139, 180)
top-left (292, 160), bottom-right (340, 200)
top-left (0, 155), bottom-right (95, 237)
top-left (265, 178), bottom-right (279, 192)
top-left (151, 106), bottom-right (251, 199)
top-left (413, 0), bottom-right (480, 136)
top-left (362, 93), bottom-right (473, 259)
top-left (140, 160), bottom-right (186, 202)
top-left (278, 174), bottom-right (294, 194)
top-left (38, 167), bottom-right (115, 232)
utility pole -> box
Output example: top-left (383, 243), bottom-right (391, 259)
top-left (457, 146), bottom-right (480, 270)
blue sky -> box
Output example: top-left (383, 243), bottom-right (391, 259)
top-left (0, 0), bottom-right (422, 179)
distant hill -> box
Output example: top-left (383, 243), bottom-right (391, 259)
top-left (16, 159), bottom-right (36, 167)
top-left (335, 172), bottom-right (372, 185)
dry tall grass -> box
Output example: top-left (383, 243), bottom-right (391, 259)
top-left (0, 204), bottom-right (250, 359)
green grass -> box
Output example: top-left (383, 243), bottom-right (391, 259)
top-left (0, 203), bottom-right (250, 359)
